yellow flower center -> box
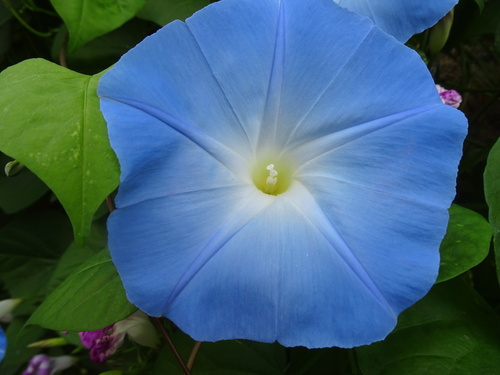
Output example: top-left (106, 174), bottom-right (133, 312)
top-left (252, 159), bottom-right (293, 195)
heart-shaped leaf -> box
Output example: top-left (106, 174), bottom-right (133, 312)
top-left (0, 58), bottom-right (119, 244)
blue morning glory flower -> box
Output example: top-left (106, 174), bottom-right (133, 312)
top-left (0, 327), bottom-right (6, 362)
top-left (98, 0), bottom-right (467, 348)
top-left (334, 0), bottom-right (459, 42)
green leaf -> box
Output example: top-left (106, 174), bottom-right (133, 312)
top-left (45, 219), bottom-right (107, 294)
top-left (137, 0), bottom-right (210, 26)
top-left (51, 20), bottom-right (156, 75)
top-left (474, 0), bottom-right (485, 13)
top-left (485, 138), bottom-right (500, 282)
top-left (154, 331), bottom-right (285, 375)
top-left (356, 278), bottom-right (500, 375)
top-left (437, 204), bottom-right (492, 282)
top-left (0, 211), bottom-right (73, 300)
top-left (28, 248), bottom-right (137, 331)
top-left (0, 59), bottom-right (119, 244)
top-left (50, 0), bottom-right (146, 52)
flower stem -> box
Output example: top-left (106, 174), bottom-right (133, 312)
top-left (187, 341), bottom-right (202, 370)
top-left (106, 196), bottom-right (116, 213)
top-left (59, 32), bottom-right (68, 68)
top-left (153, 318), bottom-right (191, 375)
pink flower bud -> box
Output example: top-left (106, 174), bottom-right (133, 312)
top-left (436, 84), bottom-right (462, 108)
top-left (78, 326), bottom-right (124, 364)
top-left (78, 311), bottom-right (158, 364)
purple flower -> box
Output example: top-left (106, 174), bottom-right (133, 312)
top-left (437, 84), bottom-right (462, 108)
top-left (79, 326), bottom-right (124, 364)
top-left (22, 355), bottom-right (76, 375)
top-left (99, 0), bottom-right (468, 348)
top-left (78, 311), bottom-right (158, 363)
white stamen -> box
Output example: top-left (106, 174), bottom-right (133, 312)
top-left (265, 164), bottom-right (278, 186)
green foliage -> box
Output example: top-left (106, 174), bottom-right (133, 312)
top-left (356, 278), bottom-right (500, 374)
top-left (51, 20), bottom-right (157, 75)
top-left (50, 0), bottom-right (146, 52)
top-left (473, 0), bottom-right (485, 13)
top-left (437, 204), bottom-right (492, 282)
top-left (154, 332), bottom-right (286, 375)
top-left (0, 154), bottom-right (49, 214)
top-left (485, 138), bottom-right (500, 282)
top-left (0, 211), bottom-right (73, 300)
top-left (28, 248), bottom-right (137, 331)
top-left (0, 59), bottom-right (119, 244)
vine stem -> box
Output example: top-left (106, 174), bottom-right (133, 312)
top-left (153, 318), bottom-right (191, 375)
top-left (187, 341), bottom-right (202, 370)
top-left (59, 32), bottom-right (68, 68)
top-left (106, 195), bottom-right (116, 213)
top-left (2, 0), bottom-right (52, 37)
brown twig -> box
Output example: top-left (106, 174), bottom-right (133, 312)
top-left (106, 195), bottom-right (116, 213)
top-left (153, 318), bottom-right (191, 375)
top-left (187, 341), bottom-right (202, 370)
top-left (59, 32), bottom-right (68, 68)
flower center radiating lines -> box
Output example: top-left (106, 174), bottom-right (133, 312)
top-left (160, 189), bottom-right (275, 314)
top-left (105, 97), bottom-right (252, 182)
top-left (121, 184), bottom-right (251, 211)
top-left (279, 26), bottom-right (374, 152)
top-left (256, 0), bottom-right (286, 152)
top-left (184, 23), bottom-right (255, 154)
top-left (289, 105), bottom-right (439, 171)
top-left (285, 181), bottom-right (396, 318)
top-left (297, 172), bottom-right (450, 210)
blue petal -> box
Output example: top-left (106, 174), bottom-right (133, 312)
top-left (335, 0), bottom-right (458, 42)
top-left (99, 100), bottom-right (251, 207)
top-left (100, 0), bottom-right (468, 348)
top-left (99, 0), bottom-right (284, 157)
top-left (165, 187), bottom-right (399, 348)
top-left (274, 14), bottom-right (442, 152)
top-left (293, 105), bottom-right (467, 313)
top-left (0, 327), bottom-right (6, 362)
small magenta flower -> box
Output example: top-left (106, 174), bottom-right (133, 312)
top-left (22, 354), bottom-right (77, 375)
top-left (333, 0), bottom-right (458, 42)
top-left (98, 0), bottom-right (467, 348)
top-left (79, 325), bottom-right (124, 364)
top-left (79, 311), bottom-right (158, 363)
top-left (437, 84), bottom-right (462, 108)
